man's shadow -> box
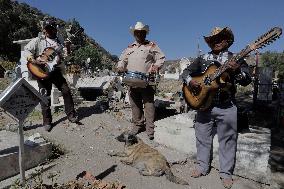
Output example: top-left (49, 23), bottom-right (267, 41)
top-left (76, 101), bottom-right (108, 120)
top-left (24, 99), bottom-right (109, 131)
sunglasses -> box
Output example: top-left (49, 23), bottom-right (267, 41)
top-left (209, 36), bottom-right (225, 44)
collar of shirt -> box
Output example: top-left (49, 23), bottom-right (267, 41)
top-left (131, 40), bottom-right (151, 47)
top-left (45, 37), bottom-right (58, 47)
top-left (204, 50), bottom-right (231, 64)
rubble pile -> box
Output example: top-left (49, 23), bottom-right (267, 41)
top-left (0, 78), bottom-right (12, 91)
top-left (29, 179), bottom-right (125, 189)
top-left (105, 78), bottom-right (132, 122)
top-left (156, 78), bottom-right (183, 100)
top-left (0, 109), bottom-right (12, 130)
top-left (17, 171), bottom-right (126, 189)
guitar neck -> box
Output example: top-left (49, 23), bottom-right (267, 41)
top-left (211, 27), bottom-right (282, 81)
top-left (66, 27), bottom-right (84, 43)
top-left (211, 46), bottom-right (252, 81)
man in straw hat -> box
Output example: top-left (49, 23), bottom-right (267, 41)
top-left (182, 27), bottom-right (251, 188)
top-left (116, 21), bottom-right (165, 140)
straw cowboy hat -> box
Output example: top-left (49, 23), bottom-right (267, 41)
top-left (130, 21), bottom-right (150, 35)
top-left (204, 27), bottom-right (234, 47)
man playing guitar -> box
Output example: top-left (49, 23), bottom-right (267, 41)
top-left (24, 18), bottom-right (78, 132)
top-left (182, 27), bottom-right (252, 188)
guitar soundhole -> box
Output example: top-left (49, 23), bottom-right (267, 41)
top-left (192, 89), bottom-right (199, 96)
top-left (204, 75), bottom-right (212, 86)
top-left (48, 54), bottom-right (55, 61)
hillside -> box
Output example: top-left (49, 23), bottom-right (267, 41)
top-left (0, 0), bottom-right (116, 66)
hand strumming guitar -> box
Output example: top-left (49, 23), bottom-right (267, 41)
top-left (189, 80), bottom-right (201, 90)
top-left (28, 56), bottom-right (47, 65)
top-left (189, 80), bottom-right (202, 95)
top-left (116, 67), bottom-right (127, 73)
top-left (148, 65), bottom-right (159, 73)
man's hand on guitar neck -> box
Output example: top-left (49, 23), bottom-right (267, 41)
top-left (228, 60), bottom-right (240, 72)
top-left (148, 65), bottom-right (159, 73)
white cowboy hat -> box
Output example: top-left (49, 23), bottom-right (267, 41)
top-left (130, 21), bottom-right (150, 35)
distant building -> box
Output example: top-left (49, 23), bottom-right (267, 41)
top-left (179, 57), bottom-right (192, 73)
top-left (0, 65), bottom-right (5, 78)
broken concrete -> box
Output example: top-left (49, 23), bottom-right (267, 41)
top-left (0, 130), bottom-right (52, 181)
top-left (154, 112), bottom-right (271, 184)
top-left (213, 126), bottom-right (271, 184)
top-left (154, 112), bottom-right (196, 156)
top-left (75, 76), bottom-right (115, 89)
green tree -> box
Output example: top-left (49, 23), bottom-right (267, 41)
top-left (0, 0), bottom-right (114, 66)
top-left (260, 51), bottom-right (284, 79)
top-left (0, 0), bottom-right (42, 61)
top-left (73, 45), bottom-right (102, 72)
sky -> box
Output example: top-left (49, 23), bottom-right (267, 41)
top-left (18, 0), bottom-right (284, 60)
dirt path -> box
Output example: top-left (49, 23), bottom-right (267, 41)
top-left (13, 101), bottom-right (270, 189)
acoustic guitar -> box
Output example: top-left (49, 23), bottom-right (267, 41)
top-left (27, 27), bottom-right (84, 80)
top-left (183, 27), bottom-right (282, 110)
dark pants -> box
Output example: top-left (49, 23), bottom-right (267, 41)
top-left (129, 86), bottom-right (155, 135)
top-left (37, 70), bottom-right (75, 125)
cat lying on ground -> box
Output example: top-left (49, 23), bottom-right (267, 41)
top-left (108, 133), bottom-right (188, 185)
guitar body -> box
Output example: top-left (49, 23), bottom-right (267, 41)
top-left (27, 61), bottom-right (50, 79)
top-left (183, 64), bottom-right (220, 110)
top-left (27, 47), bottom-right (57, 80)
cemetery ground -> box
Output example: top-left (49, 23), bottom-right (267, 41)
top-left (1, 99), bottom-right (283, 189)
top-left (0, 78), bottom-right (283, 189)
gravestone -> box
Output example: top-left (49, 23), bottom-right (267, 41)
top-left (0, 78), bottom-right (47, 184)
top-left (257, 67), bottom-right (273, 102)
top-left (0, 78), bottom-right (48, 121)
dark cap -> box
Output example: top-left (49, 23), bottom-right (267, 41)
top-left (42, 19), bottom-right (57, 29)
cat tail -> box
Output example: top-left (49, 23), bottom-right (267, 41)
top-left (165, 168), bottom-right (188, 185)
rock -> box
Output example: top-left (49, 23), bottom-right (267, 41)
top-left (0, 130), bottom-right (52, 180)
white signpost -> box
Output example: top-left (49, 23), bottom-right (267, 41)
top-left (0, 78), bottom-right (47, 184)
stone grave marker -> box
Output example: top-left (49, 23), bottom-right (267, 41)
top-left (0, 78), bottom-right (47, 184)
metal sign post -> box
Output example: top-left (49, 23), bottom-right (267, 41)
top-left (0, 78), bottom-right (47, 185)
top-left (18, 119), bottom-right (25, 183)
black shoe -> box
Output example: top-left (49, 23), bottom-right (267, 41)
top-left (68, 115), bottom-right (79, 123)
top-left (115, 131), bottom-right (128, 142)
top-left (148, 134), bottom-right (154, 140)
top-left (44, 124), bottom-right (53, 132)
top-left (148, 136), bottom-right (154, 140)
